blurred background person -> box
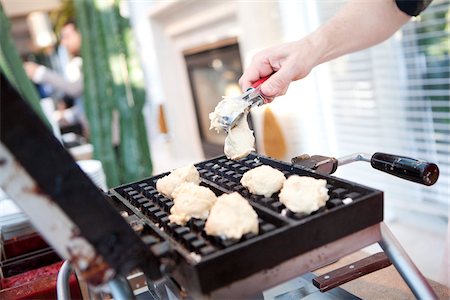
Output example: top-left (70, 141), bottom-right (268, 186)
top-left (24, 20), bottom-right (87, 136)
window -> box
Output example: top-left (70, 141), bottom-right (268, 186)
top-left (304, 0), bottom-right (449, 217)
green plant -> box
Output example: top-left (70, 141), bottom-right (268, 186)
top-left (75, 0), bottom-right (152, 187)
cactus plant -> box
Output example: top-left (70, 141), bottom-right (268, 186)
top-left (75, 0), bottom-right (152, 186)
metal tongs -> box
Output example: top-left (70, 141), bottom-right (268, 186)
top-left (292, 152), bottom-right (439, 186)
top-left (219, 75), bottom-right (272, 132)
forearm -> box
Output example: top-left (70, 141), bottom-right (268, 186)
top-left (41, 69), bottom-right (83, 98)
top-left (34, 66), bottom-right (83, 98)
top-left (310, 0), bottom-right (411, 67)
top-left (239, 0), bottom-right (416, 97)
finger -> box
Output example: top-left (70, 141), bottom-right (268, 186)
top-left (239, 73), bottom-right (257, 92)
top-left (262, 85), bottom-right (287, 103)
top-left (259, 67), bottom-right (293, 98)
top-left (239, 60), bottom-right (275, 91)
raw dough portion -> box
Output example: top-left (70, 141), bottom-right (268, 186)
top-left (209, 98), bottom-right (255, 160)
top-left (279, 175), bottom-right (329, 214)
top-left (224, 117), bottom-right (255, 160)
top-left (209, 98), bottom-right (249, 133)
top-left (205, 192), bottom-right (259, 239)
top-left (169, 183), bottom-right (217, 225)
top-left (241, 165), bottom-right (286, 197)
top-left (156, 164), bottom-right (200, 198)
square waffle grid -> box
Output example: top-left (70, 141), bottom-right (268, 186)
top-left (110, 153), bottom-right (383, 294)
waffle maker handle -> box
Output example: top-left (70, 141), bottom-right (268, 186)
top-left (312, 252), bottom-right (392, 292)
top-left (369, 152), bottom-right (439, 186)
top-left (292, 152), bottom-right (439, 186)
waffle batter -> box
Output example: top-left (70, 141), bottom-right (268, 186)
top-left (209, 98), bottom-right (255, 160)
top-left (241, 165), bottom-right (286, 197)
top-left (279, 176), bottom-right (329, 214)
top-left (209, 98), bottom-right (249, 133)
top-left (205, 192), bottom-right (259, 239)
top-left (224, 117), bottom-right (255, 160)
top-left (156, 164), bottom-right (201, 198)
top-left (169, 182), bottom-right (217, 225)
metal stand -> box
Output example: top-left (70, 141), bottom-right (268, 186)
top-left (208, 222), bottom-right (438, 299)
top-left (378, 222), bottom-right (437, 299)
top-left (108, 276), bottom-right (136, 300)
top-left (57, 260), bottom-right (73, 300)
top-left (57, 261), bottom-right (136, 300)
top-left (55, 223), bottom-right (437, 299)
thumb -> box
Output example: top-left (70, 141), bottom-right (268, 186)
top-left (260, 69), bottom-right (291, 98)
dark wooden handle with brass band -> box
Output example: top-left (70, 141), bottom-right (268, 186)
top-left (312, 252), bottom-right (392, 292)
top-left (371, 152), bottom-right (439, 186)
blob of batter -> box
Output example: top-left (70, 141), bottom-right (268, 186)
top-left (224, 117), bottom-right (255, 160)
top-left (279, 175), bottom-right (329, 214)
top-left (209, 98), bottom-right (249, 133)
top-left (169, 182), bottom-right (217, 225)
top-left (241, 165), bottom-right (286, 197)
top-left (156, 164), bottom-right (200, 198)
top-left (209, 98), bottom-right (255, 160)
top-left (205, 192), bottom-right (259, 239)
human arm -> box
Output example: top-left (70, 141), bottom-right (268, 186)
top-left (239, 0), bottom-right (415, 99)
top-left (24, 60), bottom-right (83, 98)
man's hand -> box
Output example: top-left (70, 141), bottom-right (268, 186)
top-left (239, 0), bottom-right (411, 101)
top-left (239, 38), bottom-right (322, 100)
top-left (23, 61), bottom-right (40, 79)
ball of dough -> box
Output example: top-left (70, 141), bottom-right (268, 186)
top-left (241, 165), bottom-right (286, 197)
top-left (224, 116), bottom-right (255, 160)
top-left (205, 192), bottom-right (259, 239)
top-left (169, 182), bottom-right (217, 225)
top-left (209, 98), bottom-right (255, 160)
top-left (279, 175), bottom-right (329, 214)
top-left (156, 164), bottom-right (200, 198)
top-left (209, 98), bottom-right (249, 133)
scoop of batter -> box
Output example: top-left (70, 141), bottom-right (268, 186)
top-left (205, 192), bottom-right (259, 239)
top-left (279, 176), bottom-right (329, 214)
top-left (224, 117), bottom-right (255, 160)
top-left (209, 98), bottom-right (255, 160)
top-left (241, 165), bottom-right (286, 197)
top-left (209, 98), bottom-right (249, 133)
top-left (169, 182), bottom-right (217, 225)
top-left (156, 164), bottom-right (201, 198)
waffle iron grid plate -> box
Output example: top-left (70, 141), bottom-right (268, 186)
top-left (109, 153), bottom-right (383, 295)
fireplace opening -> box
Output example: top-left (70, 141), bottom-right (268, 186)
top-left (184, 38), bottom-right (254, 158)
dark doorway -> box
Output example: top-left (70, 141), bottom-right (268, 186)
top-left (184, 38), bottom-right (245, 158)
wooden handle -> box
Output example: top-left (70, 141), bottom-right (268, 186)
top-left (312, 252), bottom-right (392, 292)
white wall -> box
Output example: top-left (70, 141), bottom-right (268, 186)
top-left (128, 0), bottom-right (333, 172)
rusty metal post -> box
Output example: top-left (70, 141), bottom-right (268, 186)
top-left (0, 73), bottom-right (161, 286)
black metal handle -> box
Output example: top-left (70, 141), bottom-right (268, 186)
top-left (370, 152), bottom-right (439, 186)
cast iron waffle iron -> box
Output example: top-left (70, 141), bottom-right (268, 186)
top-left (108, 153), bottom-right (383, 297)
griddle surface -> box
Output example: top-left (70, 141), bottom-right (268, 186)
top-left (110, 154), bottom-right (383, 294)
